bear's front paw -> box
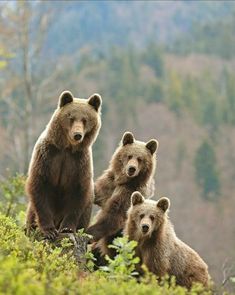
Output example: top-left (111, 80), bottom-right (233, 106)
top-left (59, 227), bottom-right (74, 234)
top-left (44, 228), bottom-right (58, 241)
top-left (86, 227), bottom-right (98, 241)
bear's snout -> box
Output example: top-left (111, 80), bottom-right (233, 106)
top-left (128, 166), bottom-right (136, 176)
top-left (73, 132), bottom-right (83, 142)
top-left (126, 158), bottom-right (139, 177)
top-left (141, 224), bottom-right (150, 233)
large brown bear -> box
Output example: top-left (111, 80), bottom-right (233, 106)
top-left (124, 192), bottom-right (210, 289)
top-left (26, 90), bottom-right (102, 240)
top-left (87, 132), bottom-right (158, 258)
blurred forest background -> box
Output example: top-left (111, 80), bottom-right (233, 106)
top-left (0, 0), bottom-right (235, 286)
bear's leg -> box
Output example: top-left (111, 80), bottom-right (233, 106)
top-left (25, 202), bottom-right (37, 234)
top-left (32, 193), bottom-right (58, 240)
top-left (78, 201), bottom-right (92, 230)
top-left (59, 197), bottom-right (86, 233)
top-left (94, 229), bottom-right (123, 259)
top-left (59, 186), bottom-right (94, 233)
top-left (91, 242), bottom-right (107, 269)
top-left (86, 212), bottom-right (122, 241)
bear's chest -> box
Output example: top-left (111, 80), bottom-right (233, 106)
top-left (139, 241), bottom-right (169, 277)
top-left (49, 149), bottom-right (90, 189)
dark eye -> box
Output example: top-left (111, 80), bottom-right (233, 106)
top-left (128, 155), bottom-right (133, 160)
top-left (140, 214), bottom-right (144, 219)
top-left (137, 157), bottom-right (142, 163)
top-left (82, 118), bottom-right (87, 125)
top-left (68, 114), bottom-right (74, 123)
top-left (150, 215), bottom-right (154, 221)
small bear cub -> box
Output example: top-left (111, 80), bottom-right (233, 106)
top-left (124, 191), bottom-right (210, 289)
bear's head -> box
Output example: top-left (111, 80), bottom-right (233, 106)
top-left (111, 132), bottom-right (158, 184)
top-left (52, 90), bottom-right (102, 148)
top-left (126, 191), bottom-right (170, 240)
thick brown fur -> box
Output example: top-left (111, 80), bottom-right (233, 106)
top-left (94, 133), bottom-right (156, 208)
top-left (124, 192), bottom-right (210, 289)
top-left (87, 132), bottom-right (158, 258)
top-left (25, 90), bottom-right (102, 240)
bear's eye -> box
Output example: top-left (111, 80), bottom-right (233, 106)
top-left (68, 113), bottom-right (74, 122)
top-left (140, 214), bottom-right (145, 219)
top-left (137, 157), bottom-right (142, 163)
top-left (128, 155), bottom-right (133, 160)
top-left (150, 215), bottom-right (154, 221)
top-left (82, 118), bottom-right (87, 125)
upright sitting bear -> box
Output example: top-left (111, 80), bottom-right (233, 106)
top-left (87, 132), bottom-right (158, 257)
top-left (26, 90), bottom-right (102, 239)
top-left (94, 132), bottom-right (157, 208)
top-left (124, 192), bottom-right (210, 289)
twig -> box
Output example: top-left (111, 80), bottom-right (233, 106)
top-left (222, 259), bottom-right (235, 286)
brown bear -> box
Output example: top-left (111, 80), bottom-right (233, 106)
top-left (87, 132), bottom-right (158, 258)
top-left (94, 132), bottom-right (156, 208)
top-left (25, 90), bottom-right (102, 240)
top-left (124, 192), bottom-right (210, 289)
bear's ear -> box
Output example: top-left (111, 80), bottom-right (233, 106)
top-left (88, 93), bottom-right (102, 111)
top-left (146, 139), bottom-right (159, 155)
top-left (58, 91), bottom-right (74, 108)
top-left (157, 197), bottom-right (170, 212)
top-left (131, 191), bottom-right (144, 206)
top-left (122, 132), bottom-right (135, 146)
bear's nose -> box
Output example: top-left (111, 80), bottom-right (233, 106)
top-left (128, 166), bottom-right (136, 175)
top-left (74, 133), bottom-right (82, 141)
top-left (142, 224), bottom-right (149, 233)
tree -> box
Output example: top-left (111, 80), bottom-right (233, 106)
top-left (142, 43), bottom-right (164, 78)
top-left (194, 140), bottom-right (220, 201)
top-left (0, 1), bottom-right (63, 174)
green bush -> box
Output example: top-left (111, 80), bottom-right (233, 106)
top-left (0, 213), bottom-right (214, 295)
top-left (0, 174), bottom-right (26, 219)
top-left (100, 236), bottom-right (139, 280)
top-left (194, 140), bottom-right (220, 201)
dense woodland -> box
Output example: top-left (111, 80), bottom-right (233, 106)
top-left (0, 1), bottom-right (235, 293)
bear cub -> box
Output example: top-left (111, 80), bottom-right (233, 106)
top-left (94, 131), bottom-right (157, 208)
top-left (26, 90), bottom-right (102, 240)
top-left (124, 192), bottom-right (210, 289)
top-left (87, 132), bottom-right (158, 258)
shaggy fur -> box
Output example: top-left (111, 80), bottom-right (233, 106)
top-left (94, 132), bottom-right (157, 208)
top-left (87, 132), bottom-right (158, 258)
top-left (26, 90), bottom-right (102, 239)
top-left (124, 192), bottom-right (210, 288)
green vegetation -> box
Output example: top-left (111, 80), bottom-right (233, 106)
top-left (0, 213), bottom-right (211, 295)
top-left (194, 140), bottom-right (220, 201)
top-left (0, 175), bottom-right (213, 294)
top-left (100, 236), bottom-right (140, 280)
top-left (72, 45), bottom-right (235, 132)
top-left (171, 13), bottom-right (235, 59)
top-left (0, 174), bottom-right (26, 218)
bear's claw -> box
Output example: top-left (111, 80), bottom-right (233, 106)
top-left (44, 228), bottom-right (58, 241)
top-left (59, 227), bottom-right (74, 233)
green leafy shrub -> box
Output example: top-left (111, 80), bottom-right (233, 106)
top-left (0, 174), bottom-right (26, 218)
top-left (99, 236), bottom-right (139, 280)
top-left (0, 213), bottom-right (214, 294)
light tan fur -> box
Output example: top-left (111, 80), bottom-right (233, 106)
top-left (124, 192), bottom-right (210, 289)
top-left (87, 132), bottom-right (158, 260)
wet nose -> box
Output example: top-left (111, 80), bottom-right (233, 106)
top-left (128, 166), bottom-right (136, 175)
top-left (74, 133), bottom-right (82, 141)
top-left (142, 224), bottom-right (149, 233)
